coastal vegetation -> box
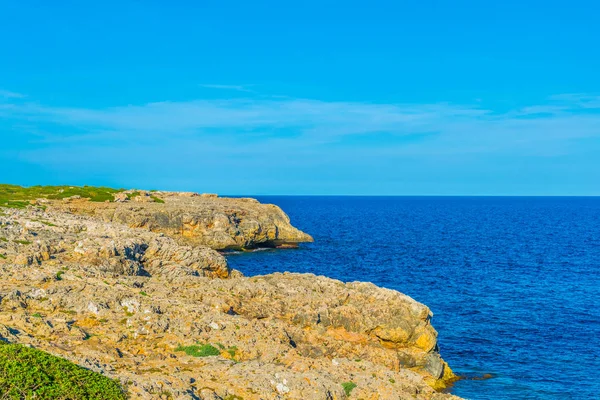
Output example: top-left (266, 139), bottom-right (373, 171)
top-left (0, 343), bottom-right (126, 399)
top-left (341, 381), bottom-right (357, 396)
top-left (175, 343), bottom-right (221, 358)
top-left (0, 184), bottom-right (123, 208)
top-left (0, 184), bottom-right (167, 208)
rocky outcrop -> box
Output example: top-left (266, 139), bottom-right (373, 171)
top-left (0, 208), bottom-right (230, 278)
top-left (50, 192), bottom-right (314, 250)
top-left (0, 197), bottom-right (459, 399)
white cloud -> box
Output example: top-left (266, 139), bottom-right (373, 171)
top-left (3, 91), bottom-right (599, 194)
top-left (548, 93), bottom-right (600, 109)
top-left (2, 92), bottom-right (600, 159)
top-left (6, 98), bottom-right (489, 138)
top-left (198, 84), bottom-right (255, 92)
top-left (0, 89), bottom-right (25, 99)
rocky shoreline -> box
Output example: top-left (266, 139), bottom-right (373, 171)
top-left (0, 189), bottom-right (460, 399)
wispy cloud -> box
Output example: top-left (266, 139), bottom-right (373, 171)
top-left (3, 98), bottom-right (488, 140)
top-left (198, 84), bottom-right (255, 93)
top-left (2, 91), bottom-right (600, 166)
top-left (0, 89), bottom-right (25, 99)
top-left (549, 93), bottom-right (600, 109)
top-left (2, 91), bottom-right (599, 194)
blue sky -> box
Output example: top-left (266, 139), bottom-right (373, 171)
top-left (1, 1), bottom-right (599, 195)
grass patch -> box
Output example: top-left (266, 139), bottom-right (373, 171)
top-left (13, 240), bottom-right (32, 245)
top-left (0, 237), bottom-right (7, 242)
top-left (0, 254), bottom-right (6, 259)
top-left (139, 291), bottom-right (148, 297)
top-left (341, 382), bottom-right (357, 397)
top-left (56, 271), bottom-right (64, 281)
top-left (0, 184), bottom-right (125, 206)
top-left (126, 191), bottom-right (141, 200)
top-left (0, 200), bottom-right (29, 209)
top-left (175, 344), bottom-right (221, 358)
top-left (0, 342), bottom-right (126, 399)
top-left (32, 313), bottom-right (43, 318)
top-left (150, 196), bottom-right (165, 204)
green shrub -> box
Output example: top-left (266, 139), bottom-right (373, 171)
top-left (0, 342), bottom-right (126, 399)
top-left (0, 184), bottom-right (124, 206)
top-left (150, 196), bottom-right (165, 204)
top-left (341, 381), bottom-right (357, 396)
top-left (175, 344), bottom-right (220, 358)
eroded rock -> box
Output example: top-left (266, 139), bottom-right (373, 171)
top-left (49, 193), bottom-right (314, 250)
top-left (0, 198), bottom-right (459, 399)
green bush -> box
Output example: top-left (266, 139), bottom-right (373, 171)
top-left (0, 342), bottom-right (126, 399)
top-left (175, 344), bottom-right (221, 357)
top-left (0, 184), bottom-right (124, 207)
top-left (150, 196), bottom-right (165, 204)
top-left (341, 381), bottom-right (357, 396)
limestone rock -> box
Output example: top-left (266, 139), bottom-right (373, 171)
top-left (49, 193), bottom-right (314, 250)
top-left (0, 195), bottom-right (459, 399)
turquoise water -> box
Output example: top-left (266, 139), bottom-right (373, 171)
top-left (226, 196), bottom-right (600, 399)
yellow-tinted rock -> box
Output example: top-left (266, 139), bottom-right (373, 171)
top-left (0, 198), bottom-right (460, 399)
top-left (413, 327), bottom-right (438, 352)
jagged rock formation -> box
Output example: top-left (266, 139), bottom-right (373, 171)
top-left (0, 195), bottom-right (460, 399)
top-left (49, 191), bottom-right (314, 250)
top-left (0, 208), bottom-right (230, 278)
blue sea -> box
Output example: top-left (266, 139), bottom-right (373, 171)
top-left (226, 196), bottom-right (600, 400)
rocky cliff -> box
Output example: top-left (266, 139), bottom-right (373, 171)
top-left (0, 191), bottom-right (460, 399)
top-left (49, 191), bottom-right (314, 250)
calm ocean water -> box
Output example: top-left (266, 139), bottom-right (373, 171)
top-left (226, 196), bottom-right (600, 399)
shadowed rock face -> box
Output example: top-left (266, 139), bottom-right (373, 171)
top-left (0, 208), bottom-right (230, 278)
top-left (0, 195), bottom-right (460, 399)
top-left (49, 192), bottom-right (314, 250)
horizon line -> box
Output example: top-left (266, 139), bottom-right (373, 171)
top-left (3, 183), bottom-right (599, 198)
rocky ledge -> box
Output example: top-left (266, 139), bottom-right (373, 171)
top-left (0, 191), bottom-right (460, 399)
top-left (49, 190), bottom-right (314, 250)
